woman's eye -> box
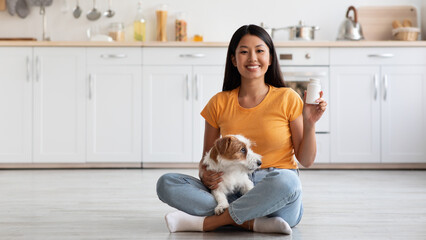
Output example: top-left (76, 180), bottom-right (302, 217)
top-left (257, 49), bottom-right (264, 53)
top-left (241, 148), bottom-right (247, 153)
top-left (240, 51), bottom-right (247, 54)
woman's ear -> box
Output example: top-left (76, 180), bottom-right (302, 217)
top-left (231, 55), bottom-right (237, 67)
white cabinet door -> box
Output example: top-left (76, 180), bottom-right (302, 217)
top-left (33, 48), bottom-right (86, 163)
top-left (86, 66), bottom-right (142, 162)
top-left (314, 133), bottom-right (330, 163)
top-left (192, 66), bottom-right (224, 162)
top-left (381, 66), bottom-right (426, 163)
top-left (0, 48), bottom-right (32, 163)
top-left (142, 66), bottom-right (192, 162)
top-left (330, 66), bottom-right (380, 163)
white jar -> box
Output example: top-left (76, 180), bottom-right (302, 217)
top-left (306, 78), bottom-right (321, 104)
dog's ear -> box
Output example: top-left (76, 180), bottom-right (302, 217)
top-left (214, 136), bottom-right (232, 156)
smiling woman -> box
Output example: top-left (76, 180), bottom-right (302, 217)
top-left (156, 24), bottom-right (328, 235)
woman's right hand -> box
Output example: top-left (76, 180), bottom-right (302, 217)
top-left (199, 164), bottom-right (223, 190)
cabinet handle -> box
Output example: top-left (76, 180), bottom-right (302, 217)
top-left (186, 74), bottom-right (190, 100)
top-left (88, 74), bottom-right (93, 100)
top-left (35, 56), bottom-right (40, 82)
top-left (367, 53), bottom-right (394, 58)
top-left (26, 56), bottom-right (31, 82)
top-left (195, 74), bottom-right (199, 101)
top-left (100, 54), bottom-right (128, 59)
top-left (383, 75), bottom-right (388, 101)
top-left (179, 53), bottom-right (206, 58)
top-left (374, 74), bottom-right (378, 100)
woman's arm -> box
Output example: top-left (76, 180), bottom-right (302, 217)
top-left (290, 115), bottom-right (316, 168)
top-left (198, 121), bottom-right (222, 189)
top-left (290, 91), bottom-right (327, 168)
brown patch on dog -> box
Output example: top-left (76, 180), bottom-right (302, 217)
top-left (214, 136), bottom-right (247, 161)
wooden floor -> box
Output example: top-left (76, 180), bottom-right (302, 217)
top-left (0, 169), bottom-right (425, 240)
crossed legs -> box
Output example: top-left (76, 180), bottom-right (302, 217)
top-left (156, 169), bottom-right (302, 234)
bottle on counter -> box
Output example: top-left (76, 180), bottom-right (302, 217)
top-left (133, 1), bottom-right (146, 41)
top-left (175, 12), bottom-right (187, 41)
top-left (306, 78), bottom-right (321, 104)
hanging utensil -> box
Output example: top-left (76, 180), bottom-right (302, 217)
top-left (6, 0), bottom-right (17, 15)
top-left (86, 0), bottom-right (101, 21)
top-left (15, 0), bottom-right (30, 18)
top-left (104, 0), bottom-right (114, 18)
top-left (72, 0), bottom-right (81, 18)
top-left (27, 0), bottom-right (53, 41)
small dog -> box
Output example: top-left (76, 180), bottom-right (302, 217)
top-left (201, 135), bottom-right (262, 215)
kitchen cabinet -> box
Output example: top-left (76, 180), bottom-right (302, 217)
top-left (33, 48), bottom-right (86, 163)
top-left (0, 48), bottom-right (32, 163)
top-left (192, 66), bottom-right (225, 162)
top-left (142, 47), bottom-right (226, 163)
top-left (330, 48), bottom-right (426, 163)
top-left (86, 48), bottom-right (142, 162)
top-left (0, 47), bottom-right (86, 163)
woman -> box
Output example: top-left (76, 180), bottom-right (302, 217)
top-left (156, 24), bottom-right (327, 234)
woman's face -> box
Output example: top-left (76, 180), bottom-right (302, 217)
top-left (232, 34), bottom-right (271, 84)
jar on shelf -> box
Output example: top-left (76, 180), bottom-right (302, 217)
top-left (108, 22), bottom-right (125, 41)
top-left (175, 12), bottom-right (187, 41)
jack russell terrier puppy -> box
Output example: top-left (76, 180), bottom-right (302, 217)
top-left (201, 135), bottom-right (262, 215)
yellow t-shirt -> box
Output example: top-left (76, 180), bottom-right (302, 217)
top-left (201, 85), bottom-right (303, 169)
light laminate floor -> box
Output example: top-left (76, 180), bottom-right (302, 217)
top-left (0, 169), bottom-right (425, 240)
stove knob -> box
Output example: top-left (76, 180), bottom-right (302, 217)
top-left (305, 53), bottom-right (311, 59)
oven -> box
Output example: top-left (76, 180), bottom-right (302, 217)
top-left (277, 48), bottom-right (330, 163)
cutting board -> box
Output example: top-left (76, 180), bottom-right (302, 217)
top-left (0, 0), bottom-right (6, 11)
top-left (357, 6), bottom-right (418, 40)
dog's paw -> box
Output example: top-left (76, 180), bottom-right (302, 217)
top-left (214, 203), bottom-right (229, 215)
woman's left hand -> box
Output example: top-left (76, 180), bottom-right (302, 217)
top-left (303, 90), bottom-right (327, 126)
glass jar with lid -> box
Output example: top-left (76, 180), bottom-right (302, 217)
top-left (108, 22), bottom-right (125, 41)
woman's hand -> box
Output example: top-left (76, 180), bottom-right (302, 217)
top-left (303, 90), bottom-right (327, 126)
top-left (199, 164), bottom-right (223, 190)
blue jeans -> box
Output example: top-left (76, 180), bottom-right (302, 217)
top-left (156, 168), bottom-right (304, 227)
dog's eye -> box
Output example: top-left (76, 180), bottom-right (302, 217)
top-left (240, 147), bottom-right (247, 153)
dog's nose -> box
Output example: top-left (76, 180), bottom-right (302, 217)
top-left (257, 160), bottom-right (262, 167)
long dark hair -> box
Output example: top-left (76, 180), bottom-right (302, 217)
top-left (222, 24), bottom-right (285, 91)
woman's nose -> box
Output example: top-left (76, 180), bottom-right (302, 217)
top-left (248, 51), bottom-right (257, 62)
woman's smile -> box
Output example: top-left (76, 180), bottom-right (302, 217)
top-left (246, 64), bottom-right (261, 70)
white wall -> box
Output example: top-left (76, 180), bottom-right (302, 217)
top-left (0, 0), bottom-right (422, 41)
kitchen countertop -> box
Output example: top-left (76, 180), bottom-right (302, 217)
top-left (0, 40), bottom-right (426, 47)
